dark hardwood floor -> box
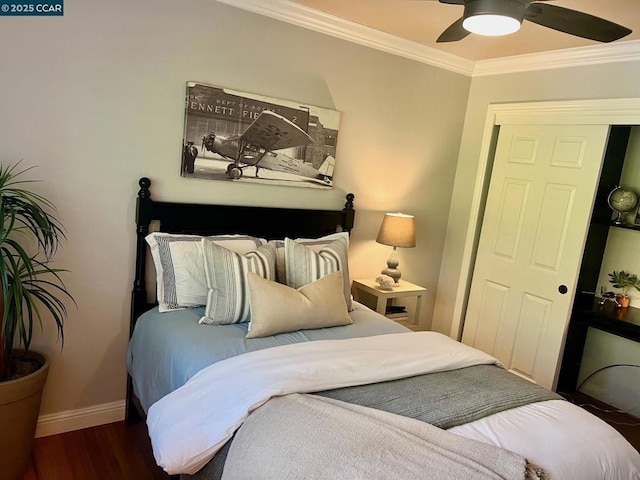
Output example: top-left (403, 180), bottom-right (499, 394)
top-left (564, 391), bottom-right (640, 453)
top-left (23, 421), bottom-right (169, 480)
top-left (22, 393), bottom-right (638, 479)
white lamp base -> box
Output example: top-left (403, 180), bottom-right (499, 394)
top-left (382, 247), bottom-right (401, 284)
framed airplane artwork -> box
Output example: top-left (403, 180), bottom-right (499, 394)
top-left (180, 82), bottom-right (340, 189)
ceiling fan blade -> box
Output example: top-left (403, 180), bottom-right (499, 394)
top-left (525, 3), bottom-right (632, 42)
top-left (418, 0), bottom-right (464, 4)
top-left (437, 17), bottom-right (470, 42)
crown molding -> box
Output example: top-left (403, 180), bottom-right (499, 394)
top-left (216, 0), bottom-right (640, 78)
top-left (473, 40), bottom-right (640, 76)
top-left (215, 0), bottom-right (475, 76)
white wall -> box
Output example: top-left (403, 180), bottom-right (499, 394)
top-left (0, 0), bottom-right (470, 425)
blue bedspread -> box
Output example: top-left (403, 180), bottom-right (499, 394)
top-left (127, 303), bottom-right (409, 412)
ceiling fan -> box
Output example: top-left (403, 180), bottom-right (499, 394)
top-left (424, 0), bottom-right (632, 43)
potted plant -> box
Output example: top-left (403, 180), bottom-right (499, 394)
top-left (0, 162), bottom-right (73, 480)
top-left (607, 270), bottom-right (640, 308)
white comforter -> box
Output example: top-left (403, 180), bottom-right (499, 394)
top-left (451, 400), bottom-right (640, 480)
top-left (147, 332), bottom-right (640, 478)
top-left (147, 332), bottom-right (498, 474)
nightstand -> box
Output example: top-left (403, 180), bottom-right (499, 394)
top-left (351, 278), bottom-right (426, 328)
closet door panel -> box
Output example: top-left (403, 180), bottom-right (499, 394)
top-left (462, 124), bottom-right (610, 389)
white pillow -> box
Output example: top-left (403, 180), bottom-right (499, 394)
top-left (246, 271), bottom-right (352, 338)
top-left (146, 232), bottom-right (266, 312)
top-left (284, 236), bottom-right (352, 311)
top-left (200, 239), bottom-right (277, 325)
top-left (269, 232), bottom-right (349, 284)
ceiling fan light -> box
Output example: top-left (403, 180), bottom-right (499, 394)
top-left (462, 14), bottom-right (521, 36)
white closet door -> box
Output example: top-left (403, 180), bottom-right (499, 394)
top-left (462, 124), bottom-right (610, 389)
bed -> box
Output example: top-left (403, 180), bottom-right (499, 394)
top-left (126, 177), bottom-right (640, 480)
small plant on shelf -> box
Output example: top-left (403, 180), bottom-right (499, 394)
top-left (608, 270), bottom-right (640, 307)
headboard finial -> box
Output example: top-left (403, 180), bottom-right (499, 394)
top-left (138, 177), bottom-right (151, 199)
top-left (343, 193), bottom-right (355, 233)
top-left (345, 193), bottom-right (355, 210)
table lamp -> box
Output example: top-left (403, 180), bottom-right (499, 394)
top-left (376, 213), bottom-right (416, 284)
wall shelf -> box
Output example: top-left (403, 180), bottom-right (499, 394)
top-left (609, 222), bottom-right (640, 232)
top-left (573, 294), bottom-right (640, 342)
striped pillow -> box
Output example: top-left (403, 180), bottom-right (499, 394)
top-left (146, 232), bottom-right (266, 312)
top-left (284, 237), bottom-right (352, 311)
top-left (200, 239), bottom-right (276, 325)
top-left (269, 232), bottom-right (349, 284)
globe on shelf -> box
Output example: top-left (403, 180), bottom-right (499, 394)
top-left (607, 185), bottom-right (638, 225)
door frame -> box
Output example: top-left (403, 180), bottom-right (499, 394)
top-left (450, 97), bottom-right (640, 340)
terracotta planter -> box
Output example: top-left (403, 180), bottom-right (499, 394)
top-left (616, 294), bottom-right (631, 308)
top-left (0, 351), bottom-right (49, 480)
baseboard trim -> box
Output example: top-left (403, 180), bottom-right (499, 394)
top-left (35, 400), bottom-right (126, 438)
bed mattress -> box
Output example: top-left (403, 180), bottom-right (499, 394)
top-left (127, 302), bottom-right (408, 412)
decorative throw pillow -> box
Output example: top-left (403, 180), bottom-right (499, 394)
top-left (246, 271), bottom-right (352, 338)
top-left (284, 236), bottom-right (352, 311)
top-left (200, 239), bottom-right (276, 325)
top-left (269, 232), bottom-right (349, 285)
top-left (146, 233), bottom-right (266, 312)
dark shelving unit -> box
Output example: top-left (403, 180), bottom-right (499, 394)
top-left (558, 125), bottom-right (640, 392)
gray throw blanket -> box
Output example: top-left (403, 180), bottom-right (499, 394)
top-left (221, 394), bottom-right (548, 480)
top-left (182, 364), bottom-right (560, 480)
top-left (315, 364), bottom-right (561, 429)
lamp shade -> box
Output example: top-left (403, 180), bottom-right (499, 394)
top-left (376, 213), bottom-right (416, 248)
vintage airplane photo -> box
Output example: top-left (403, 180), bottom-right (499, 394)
top-left (181, 83), bottom-right (340, 189)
